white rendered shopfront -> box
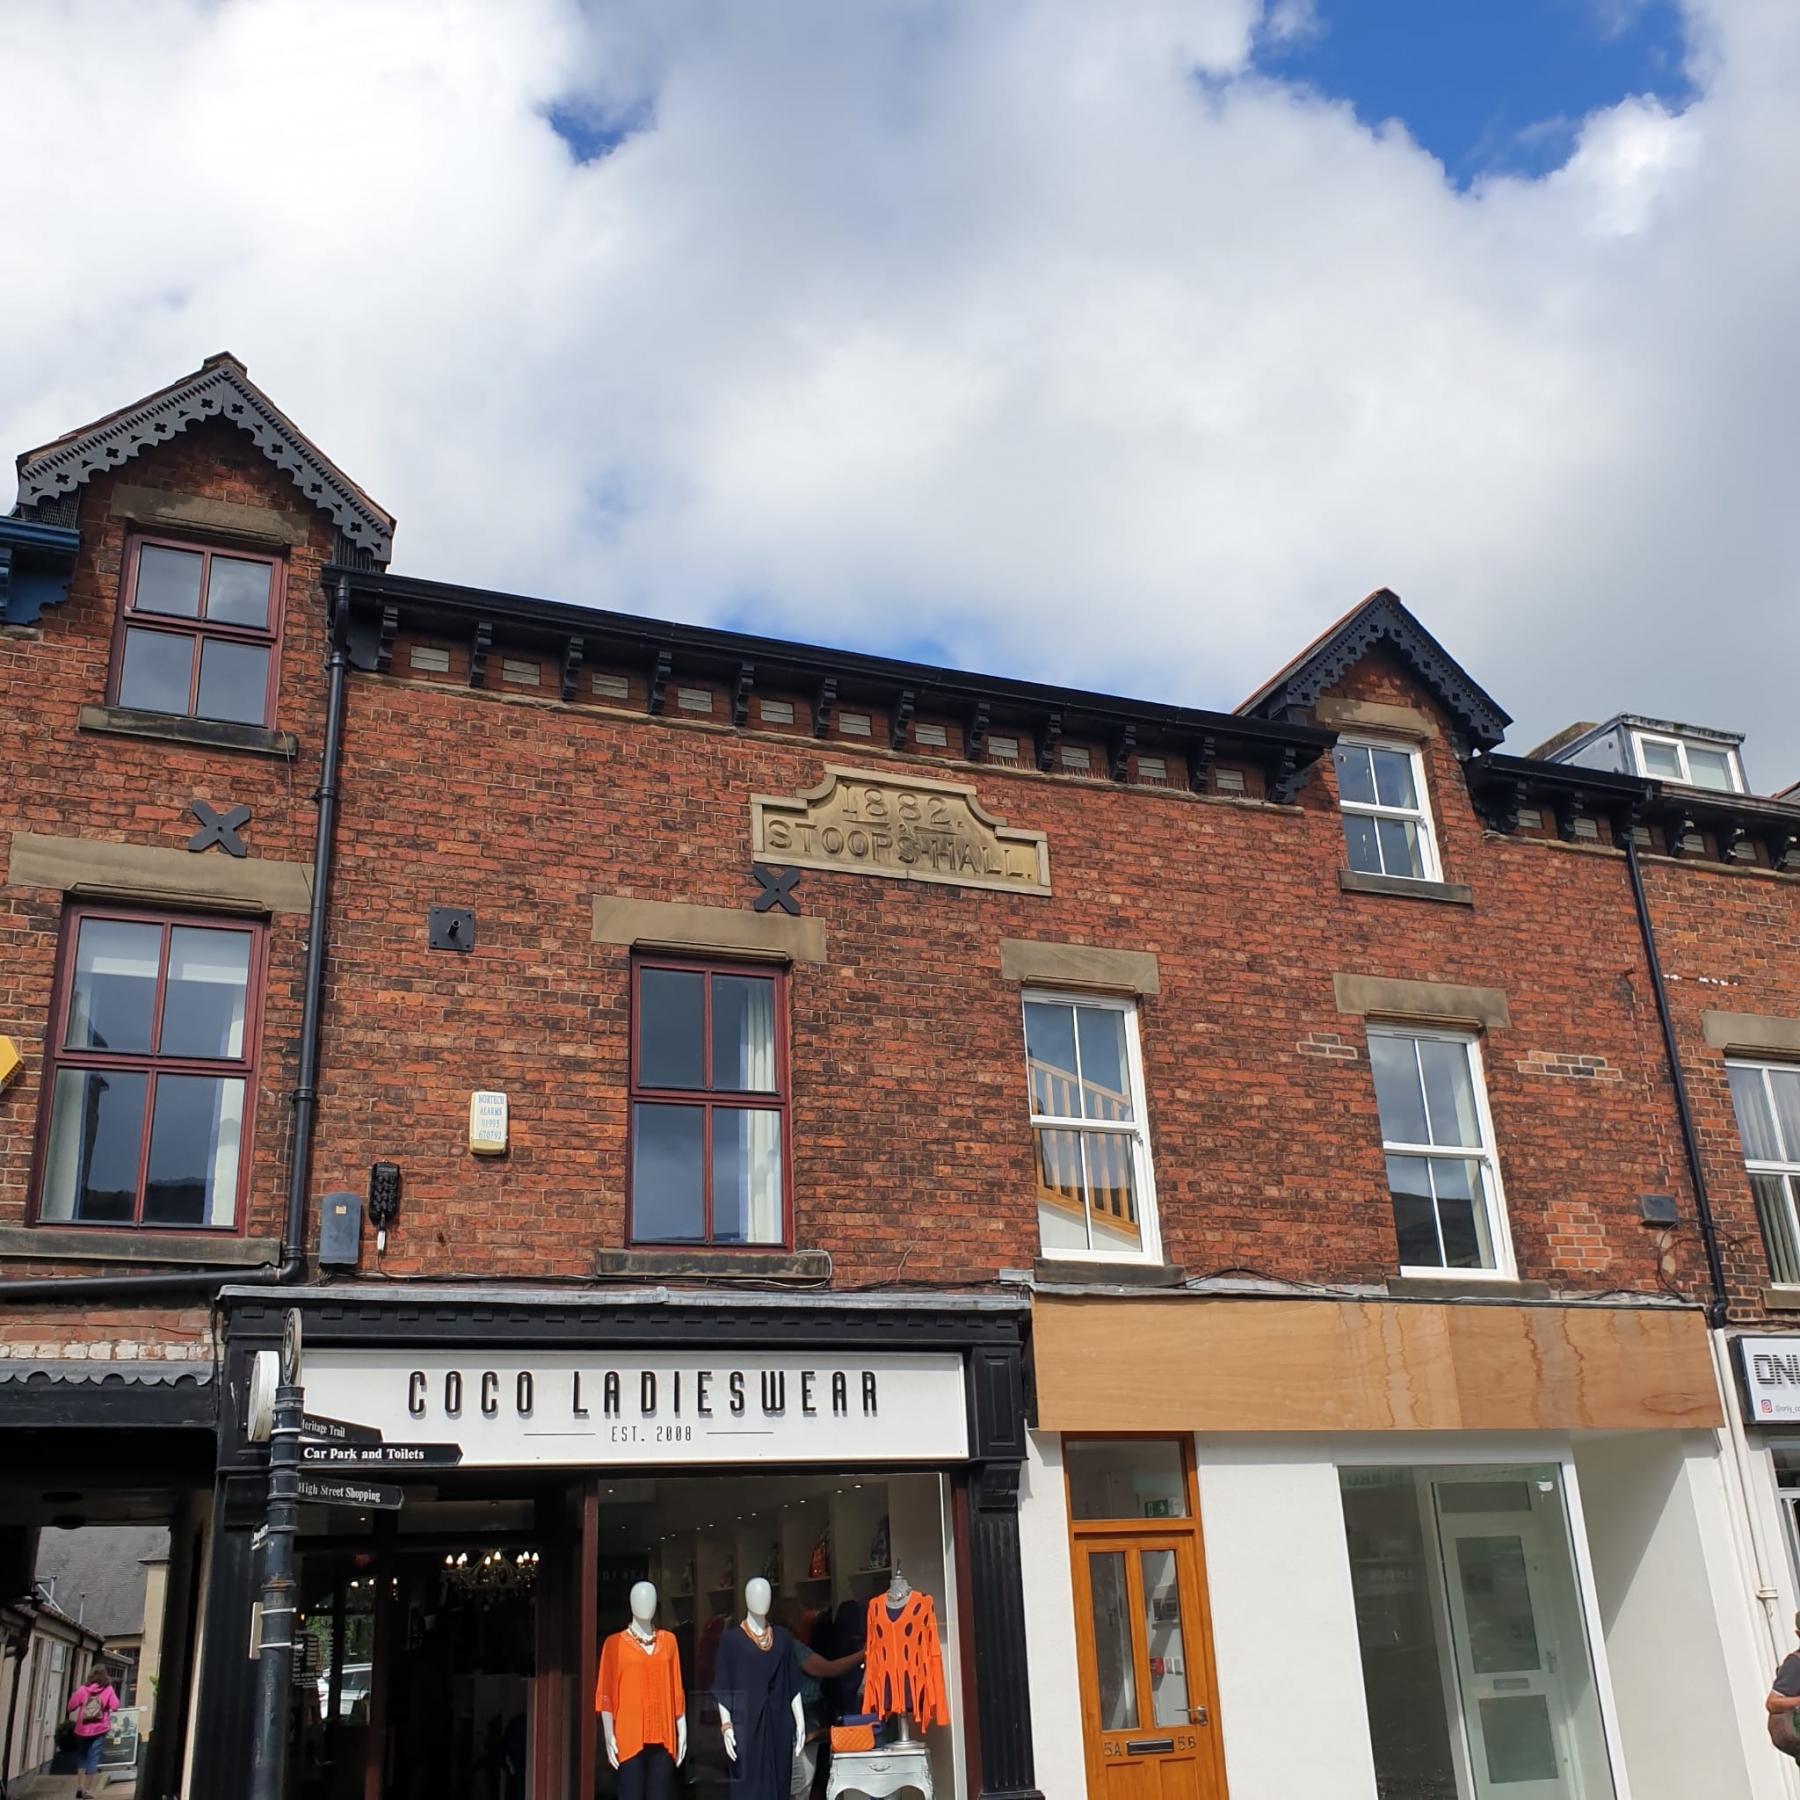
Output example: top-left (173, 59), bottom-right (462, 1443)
top-left (1017, 1428), bottom-right (1785, 1800)
top-left (1020, 1294), bottom-right (1779, 1800)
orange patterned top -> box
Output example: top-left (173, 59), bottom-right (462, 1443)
top-left (861, 1591), bottom-right (948, 1727)
top-left (596, 1628), bottom-right (686, 1763)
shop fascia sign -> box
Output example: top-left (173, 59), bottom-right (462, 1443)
top-left (1738, 1336), bottom-right (1800, 1424)
top-left (299, 1348), bottom-right (969, 1467)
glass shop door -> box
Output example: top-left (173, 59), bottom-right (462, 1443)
top-left (1071, 1534), bottom-right (1214, 1800)
top-left (1431, 1474), bottom-right (1612, 1800)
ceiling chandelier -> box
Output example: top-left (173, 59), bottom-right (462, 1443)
top-left (441, 1548), bottom-right (540, 1597)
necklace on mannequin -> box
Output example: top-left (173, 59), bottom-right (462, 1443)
top-left (741, 1617), bottom-right (773, 1651)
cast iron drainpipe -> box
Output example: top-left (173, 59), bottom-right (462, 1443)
top-left (1624, 828), bottom-right (1731, 1326)
top-left (0, 578), bottom-right (353, 1305)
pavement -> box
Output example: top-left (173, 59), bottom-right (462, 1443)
top-left (7, 1772), bottom-right (135, 1799)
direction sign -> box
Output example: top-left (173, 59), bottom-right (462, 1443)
top-left (300, 1413), bottom-right (383, 1446)
top-left (297, 1476), bottom-right (404, 1511)
top-left (299, 1441), bottom-right (462, 1470)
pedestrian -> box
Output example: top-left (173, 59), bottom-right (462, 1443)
top-left (66, 1666), bottom-right (120, 1798)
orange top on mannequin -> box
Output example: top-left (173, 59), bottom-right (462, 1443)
top-left (862, 1587), bottom-right (948, 1728)
top-left (596, 1628), bottom-right (686, 1763)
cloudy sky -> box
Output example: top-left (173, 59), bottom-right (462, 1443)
top-left (4, 1), bottom-right (1796, 777)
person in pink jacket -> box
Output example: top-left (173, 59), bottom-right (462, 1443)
top-left (66, 1673), bottom-right (119, 1798)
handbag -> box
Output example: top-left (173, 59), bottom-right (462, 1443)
top-left (830, 1714), bottom-right (880, 1754)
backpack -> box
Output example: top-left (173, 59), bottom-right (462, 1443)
top-left (79, 1689), bottom-right (106, 1725)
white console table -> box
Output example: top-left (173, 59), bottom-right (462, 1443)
top-left (827, 1742), bottom-right (933, 1800)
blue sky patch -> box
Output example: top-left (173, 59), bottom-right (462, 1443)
top-left (544, 100), bottom-right (652, 166)
top-left (1258, 0), bottom-right (1696, 185)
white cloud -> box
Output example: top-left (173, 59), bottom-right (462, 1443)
top-left (3, 0), bottom-right (1798, 778)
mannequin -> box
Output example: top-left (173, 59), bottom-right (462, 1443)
top-left (713, 1577), bottom-right (868, 1800)
top-left (714, 1575), bottom-right (803, 1800)
top-left (597, 1581), bottom-right (686, 1800)
top-left (716, 1577), bottom-right (805, 1771)
top-left (884, 1563), bottom-right (918, 1743)
top-left (863, 1560), bottom-right (948, 1736)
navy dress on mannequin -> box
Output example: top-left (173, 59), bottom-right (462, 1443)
top-left (712, 1623), bottom-right (803, 1800)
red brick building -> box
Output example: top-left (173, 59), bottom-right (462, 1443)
top-left (3, 359), bottom-right (1797, 1800)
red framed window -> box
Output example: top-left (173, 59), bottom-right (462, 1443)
top-left (629, 959), bottom-right (789, 1245)
top-left (110, 535), bottom-right (285, 728)
top-left (34, 907), bottom-right (265, 1231)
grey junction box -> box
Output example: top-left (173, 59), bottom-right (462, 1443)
top-left (319, 1191), bottom-right (363, 1268)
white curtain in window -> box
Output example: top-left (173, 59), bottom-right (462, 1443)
top-left (39, 1070), bottom-right (89, 1222)
top-left (209, 1078), bottom-right (246, 1226)
top-left (743, 979), bottom-right (775, 1092)
top-left (744, 1110), bottom-right (782, 1242)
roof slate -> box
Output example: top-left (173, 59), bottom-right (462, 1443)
top-left (35, 1526), bottom-right (169, 1639)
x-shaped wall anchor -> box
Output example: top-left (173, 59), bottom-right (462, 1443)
top-left (188, 800), bottom-right (251, 858)
top-left (750, 864), bottom-right (801, 915)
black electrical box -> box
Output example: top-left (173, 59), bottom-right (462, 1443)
top-left (319, 1191), bottom-right (363, 1267)
top-left (1638, 1193), bottom-right (1679, 1226)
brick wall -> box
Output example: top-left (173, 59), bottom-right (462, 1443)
top-left (6, 412), bottom-right (1794, 1322)
top-left (290, 639), bottom-right (1704, 1299)
top-left (0, 418), bottom-right (336, 1354)
top-left (1636, 853), bottom-right (1800, 1317)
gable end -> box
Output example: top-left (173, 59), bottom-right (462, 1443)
top-left (1240, 588), bottom-right (1510, 753)
top-left (15, 354), bottom-right (393, 565)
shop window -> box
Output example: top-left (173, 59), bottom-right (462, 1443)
top-left (1333, 738), bottom-right (1441, 881)
top-left (1726, 1060), bottom-right (1800, 1285)
top-left (35, 908), bottom-right (263, 1230)
top-left (1022, 992), bottom-right (1160, 1262)
top-left (1340, 1464), bottom-right (1618, 1800)
top-left (1367, 1027), bottom-right (1512, 1275)
top-left (629, 960), bottom-right (788, 1245)
top-left (110, 537), bottom-right (284, 728)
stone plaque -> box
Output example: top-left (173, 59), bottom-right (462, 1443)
top-left (752, 766), bottom-right (1050, 894)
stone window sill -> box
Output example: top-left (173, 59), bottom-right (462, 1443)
top-left (1763, 1288), bottom-right (1800, 1313)
top-left (1387, 1274), bottom-right (1551, 1301)
top-left (78, 704), bottom-right (297, 759)
top-left (0, 1224), bottom-right (279, 1266)
top-left (1340, 869), bottom-right (1474, 905)
top-left (1033, 1257), bottom-right (1187, 1288)
top-left (595, 1246), bottom-right (831, 1282)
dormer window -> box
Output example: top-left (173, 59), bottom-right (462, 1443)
top-left (1630, 730), bottom-right (1743, 793)
top-left (111, 536), bottom-right (284, 729)
top-left (1332, 738), bottom-right (1441, 881)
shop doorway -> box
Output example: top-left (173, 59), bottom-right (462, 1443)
top-left (1064, 1440), bottom-right (1226, 1800)
top-left (1341, 1464), bottom-right (1618, 1800)
top-left (291, 1493), bottom-right (542, 1800)
top-left (1435, 1479), bottom-right (1602, 1798)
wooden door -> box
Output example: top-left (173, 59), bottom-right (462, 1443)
top-left (1071, 1533), bottom-right (1218, 1800)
